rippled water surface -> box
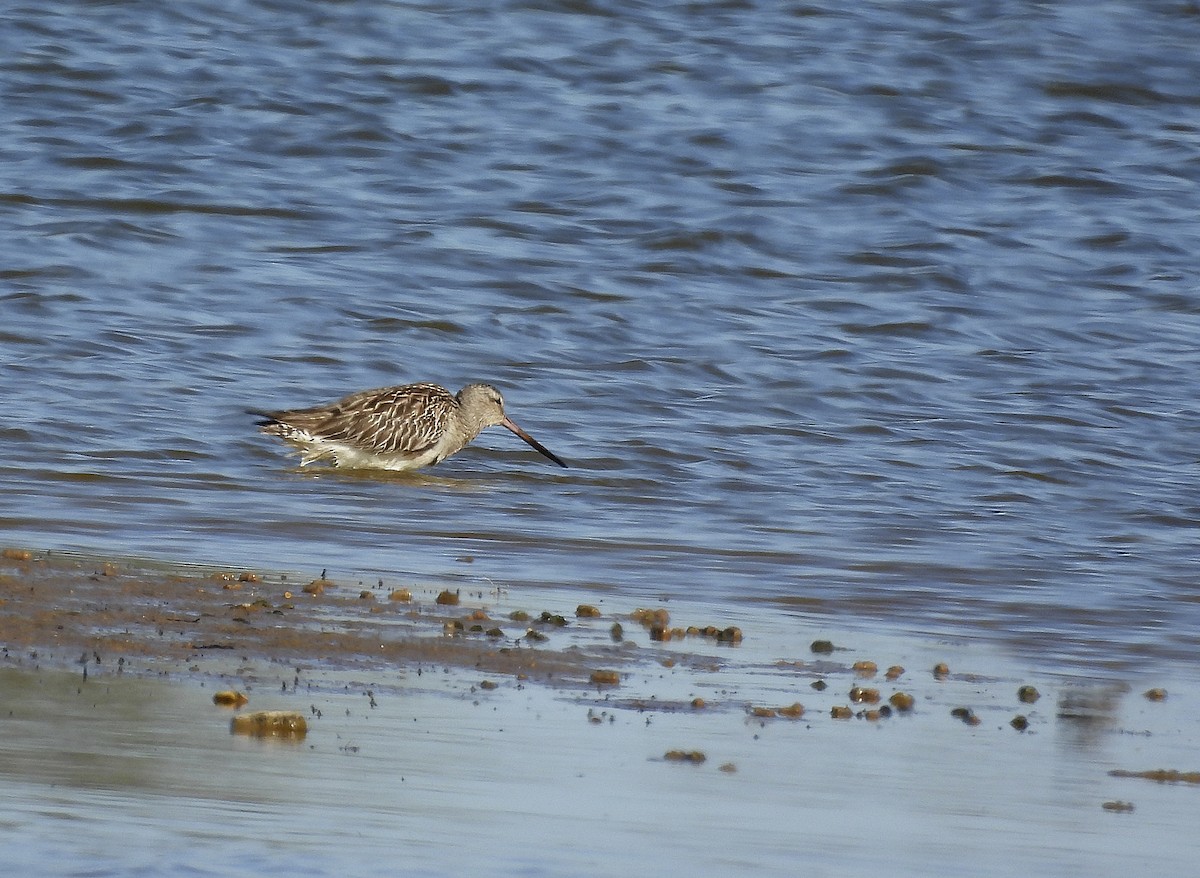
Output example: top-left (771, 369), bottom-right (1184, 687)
top-left (3, 0), bottom-right (1200, 676)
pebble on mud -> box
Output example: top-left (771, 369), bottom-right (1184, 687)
top-left (951, 707), bottom-right (980, 726)
top-left (230, 710), bottom-right (307, 738)
top-left (1011, 714), bottom-right (1029, 731)
top-left (388, 588), bottom-right (412, 602)
top-left (933, 662), bottom-right (950, 679)
top-left (2, 548), bottom-right (33, 562)
top-left (777, 702), bottom-right (805, 719)
top-left (213, 690), bottom-right (249, 708)
top-left (649, 625), bottom-right (671, 641)
top-left (885, 665), bottom-right (905, 681)
top-left (810, 639), bottom-right (834, 654)
top-left (691, 697), bottom-right (706, 709)
top-left (1101, 801), bottom-right (1135, 813)
top-left (590, 670), bottom-right (620, 686)
top-left (1017, 685), bottom-right (1040, 704)
top-left (435, 589), bottom-right (460, 606)
top-left (716, 626), bottom-right (743, 644)
top-left (664, 750), bottom-right (706, 764)
top-left (576, 604), bottom-right (601, 618)
top-left (610, 622), bottom-right (624, 641)
top-left (478, 680), bottom-right (498, 690)
top-left (1143, 687), bottom-right (1167, 701)
top-left (632, 607), bottom-right (670, 628)
top-left (888, 692), bottom-right (915, 712)
top-left (303, 578), bottom-right (331, 595)
top-left (852, 660), bottom-right (877, 677)
top-left (830, 705), bottom-right (853, 719)
top-left (849, 686), bottom-right (880, 704)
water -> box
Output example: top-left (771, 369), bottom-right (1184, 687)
top-left (3, 0), bottom-right (1200, 678)
top-left (2, 646), bottom-right (1196, 878)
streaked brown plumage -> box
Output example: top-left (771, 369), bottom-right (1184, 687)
top-left (256, 382), bottom-right (567, 471)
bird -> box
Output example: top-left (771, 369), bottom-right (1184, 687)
top-left (255, 382), bottom-right (568, 471)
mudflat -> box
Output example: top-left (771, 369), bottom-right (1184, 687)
top-left (1, 547), bottom-right (1196, 877)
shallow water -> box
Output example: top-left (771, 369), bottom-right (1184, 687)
top-left (3, 2), bottom-right (1199, 685)
top-left (1, 628), bottom-right (1196, 878)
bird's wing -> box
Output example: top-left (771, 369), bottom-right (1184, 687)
top-left (312, 383), bottom-right (455, 455)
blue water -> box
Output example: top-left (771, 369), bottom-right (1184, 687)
top-left (2, 0), bottom-right (1199, 671)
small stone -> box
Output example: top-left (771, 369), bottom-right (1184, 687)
top-left (435, 589), bottom-right (459, 606)
top-left (716, 626), bottom-right (743, 644)
top-left (231, 710), bottom-right (307, 738)
top-left (950, 707), bottom-right (981, 726)
top-left (849, 686), bottom-right (880, 704)
top-left (1017, 685), bottom-right (1040, 704)
top-left (632, 607), bottom-right (670, 628)
top-left (888, 692), bottom-right (915, 712)
top-left (213, 690), bottom-right (248, 708)
top-left (576, 604), bottom-right (601, 618)
top-left (810, 639), bottom-right (834, 654)
top-left (1144, 687), bottom-right (1167, 701)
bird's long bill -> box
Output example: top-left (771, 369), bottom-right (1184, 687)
top-left (502, 417), bottom-right (568, 468)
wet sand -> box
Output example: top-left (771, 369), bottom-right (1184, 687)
top-left (1, 547), bottom-right (1197, 876)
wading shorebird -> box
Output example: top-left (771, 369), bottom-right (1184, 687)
top-left (255, 382), bottom-right (568, 471)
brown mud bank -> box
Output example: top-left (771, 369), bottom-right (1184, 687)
top-left (0, 547), bottom-right (736, 692)
top-left (1, 545), bottom-right (1188, 735)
